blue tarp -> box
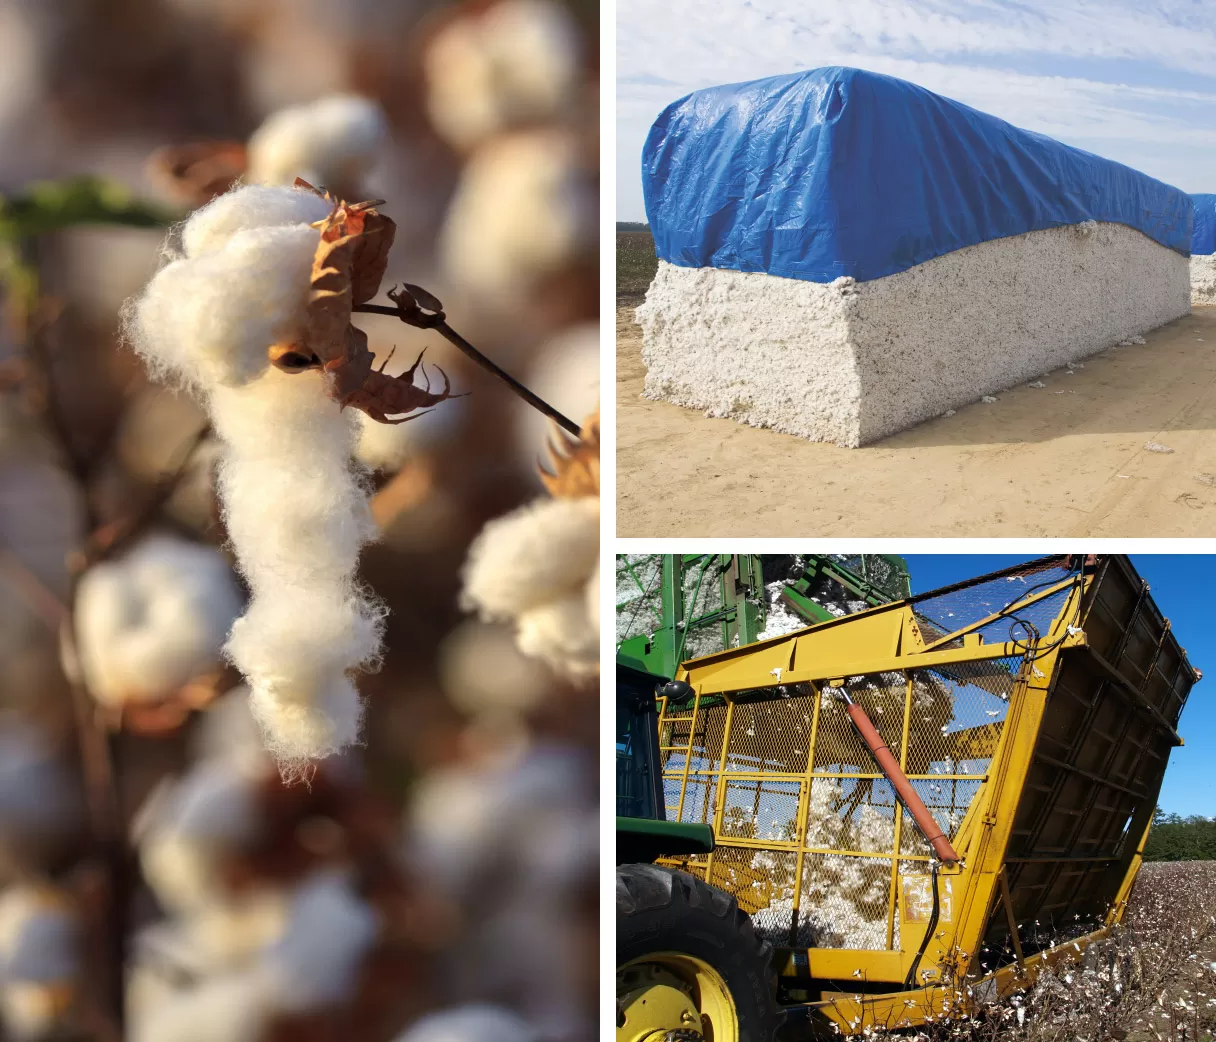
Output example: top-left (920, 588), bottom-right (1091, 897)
top-left (1194, 194), bottom-right (1216, 255)
top-left (642, 67), bottom-right (1193, 284)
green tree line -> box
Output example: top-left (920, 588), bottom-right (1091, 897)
top-left (1143, 808), bottom-right (1216, 861)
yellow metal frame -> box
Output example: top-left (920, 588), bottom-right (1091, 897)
top-left (653, 564), bottom-right (1180, 1033)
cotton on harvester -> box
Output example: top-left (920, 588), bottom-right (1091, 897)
top-left (615, 555), bottom-right (1199, 1040)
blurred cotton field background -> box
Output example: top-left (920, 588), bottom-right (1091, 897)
top-left (0, 0), bottom-right (599, 1040)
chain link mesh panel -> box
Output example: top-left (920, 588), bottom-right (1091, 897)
top-left (657, 652), bottom-right (1026, 950)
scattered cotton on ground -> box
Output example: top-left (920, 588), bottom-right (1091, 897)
top-left (638, 222), bottom-right (1191, 446)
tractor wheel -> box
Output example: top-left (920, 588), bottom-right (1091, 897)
top-left (616, 863), bottom-right (780, 1042)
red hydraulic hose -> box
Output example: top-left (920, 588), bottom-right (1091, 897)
top-left (839, 693), bottom-right (960, 864)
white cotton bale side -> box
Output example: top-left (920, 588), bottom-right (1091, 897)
top-left (638, 222), bottom-right (1190, 447)
top-left (1192, 254), bottom-right (1216, 305)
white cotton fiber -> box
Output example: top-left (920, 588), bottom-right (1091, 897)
top-left (129, 970), bottom-right (272, 1042)
top-left (181, 185), bottom-right (333, 260)
top-left (211, 369), bottom-right (382, 770)
top-left (1192, 254), bottom-right (1216, 305)
top-left (247, 95), bottom-right (387, 190)
top-left (135, 760), bottom-right (260, 912)
top-left (395, 1004), bottom-right (538, 1042)
top-left (461, 497), bottom-right (597, 618)
top-left (0, 885), bottom-right (77, 1041)
top-left (126, 184), bottom-right (384, 773)
top-left (424, 0), bottom-right (580, 150)
top-left (439, 130), bottom-right (594, 301)
top-left (264, 872), bottom-right (379, 1011)
top-left (74, 535), bottom-right (243, 707)
top-left (515, 594), bottom-right (597, 679)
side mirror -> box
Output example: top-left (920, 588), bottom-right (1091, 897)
top-left (656, 679), bottom-right (695, 701)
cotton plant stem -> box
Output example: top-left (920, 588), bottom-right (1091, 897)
top-left (352, 302), bottom-right (581, 435)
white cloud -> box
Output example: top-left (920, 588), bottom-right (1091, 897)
top-left (617, 0), bottom-right (1216, 218)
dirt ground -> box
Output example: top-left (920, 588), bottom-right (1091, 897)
top-left (617, 302), bottom-right (1216, 536)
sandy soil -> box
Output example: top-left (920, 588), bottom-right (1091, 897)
top-left (617, 302), bottom-right (1216, 536)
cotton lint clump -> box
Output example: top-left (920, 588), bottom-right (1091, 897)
top-left (126, 182), bottom-right (455, 775)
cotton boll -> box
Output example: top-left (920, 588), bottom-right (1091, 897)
top-left (438, 619), bottom-right (554, 718)
top-left (74, 536), bottom-right (243, 708)
top-left (424, 0), bottom-right (581, 151)
top-left (129, 185), bottom-right (385, 772)
top-left (512, 323), bottom-right (598, 471)
top-left (439, 130), bottom-right (595, 303)
top-left (0, 885), bottom-right (77, 1041)
top-left (264, 872), bottom-right (379, 1012)
top-left (136, 762), bottom-right (261, 913)
top-left (461, 497), bottom-right (598, 619)
top-left (129, 970), bottom-right (273, 1042)
top-left (247, 95), bottom-right (387, 190)
top-left (396, 1004), bottom-right (538, 1042)
top-left (515, 593), bottom-right (596, 679)
top-left (132, 223), bottom-right (320, 389)
top-left (192, 687), bottom-right (273, 775)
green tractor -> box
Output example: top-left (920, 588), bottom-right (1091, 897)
top-left (615, 556), bottom-right (909, 1042)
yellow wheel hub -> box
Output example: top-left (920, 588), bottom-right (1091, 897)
top-left (616, 953), bottom-right (738, 1042)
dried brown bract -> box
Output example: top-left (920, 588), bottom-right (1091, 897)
top-left (268, 180), bottom-right (462, 424)
top-left (539, 410), bottom-right (598, 499)
top-left (147, 140), bottom-right (247, 206)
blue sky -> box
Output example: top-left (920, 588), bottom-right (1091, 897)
top-left (904, 555), bottom-right (1214, 818)
top-left (617, 0), bottom-right (1216, 220)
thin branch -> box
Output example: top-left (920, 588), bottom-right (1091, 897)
top-left (353, 297), bottom-right (581, 436)
top-left (79, 422), bottom-right (213, 567)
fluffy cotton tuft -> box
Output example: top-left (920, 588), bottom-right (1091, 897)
top-left (512, 323), bottom-right (598, 474)
top-left (126, 185), bottom-right (384, 773)
top-left (74, 535), bottom-right (243, 707)
top-left (461, 497), bottom-right (597, 679)
top-left (247, 95), bottom-right (387, 189)
top-left (395, 1005), bottom-right (538, 1042)
top-left (130, 969), bottom-right (272, 1042)
top-left (424, 0), bottom-right (580, 150)
top-left (128, 185), bottom-right (330, 390)
top-left (439, 130), bottom-right (594, 301)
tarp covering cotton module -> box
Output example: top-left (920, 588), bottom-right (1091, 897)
top-left (642, 67), bottom-right (1194, 284)
top-left (1194, 194), bottom-right (1216, 255)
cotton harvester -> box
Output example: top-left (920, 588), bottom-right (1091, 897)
top-left (615, 555), bottom-right (1199, 1040)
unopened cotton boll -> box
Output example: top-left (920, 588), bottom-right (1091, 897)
top-left (425, 0), bottom-right (581, 150)
top-left (247, 95), bottom-right (387, 190)
top-left (439, 130), bottom-right (594, 302)
top-left (126, 184), bottom-right (385, 772)
top-left (395, 1004), bottom-right (538, 1042)
top-left (74, 535), bottom-right (243, 707)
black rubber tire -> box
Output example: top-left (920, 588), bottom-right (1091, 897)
top-left (616, 863), bottom-right (781, 1042)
